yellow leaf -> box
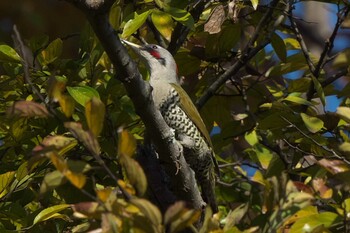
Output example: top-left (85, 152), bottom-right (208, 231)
top-left (85, 97), bottom-right (105, 136)
top-left (59, 95), bottom-right (75, 118)
top-left (118, 128), bottom-right (136, 157)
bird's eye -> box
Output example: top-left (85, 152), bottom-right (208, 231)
top-left (152, 45), bottom-right (158, 49)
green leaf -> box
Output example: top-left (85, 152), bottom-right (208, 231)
top-left (333, 48), bottom-right (350, 68)
top-left (290, 212), bottom-right (340, 233)
top-left (312, 76), bottom-right (325, 106)
top-left (151, 10), bottom-right (174, 41)
top-left (300, 113), bottom-right (324, 133)
top-left (336, 106), bottom-right (350, 123)
top-left (33, 204), bottom-right (70, 225)
top-left (0, 44), bottom-right (21, 63)
top-left (267, 52), bottom-right (310, 76)
top-left (67, 86), bottom-right (100, 107)
top-left (174, 49), bottom-right (201, 76)
top-left (255, 145), bottom-right (274, 169)
top-left (165, 7), bottom-right (194, 28)
top-left (245, 130), bottom-right (259, 146)
top-left (283, 95), bottom-right (313, 106)
top-left (122, 11), bottom-right (152, 38)
top-left (39, 38), bottom-right (63, 65)
top-left (0, 171), bottom-right (15, 198)
top-left (271, 33), bottom-right (286, 62)
top-left (40, 170), bottom-right (65, 194)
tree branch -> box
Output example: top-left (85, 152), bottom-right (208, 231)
top-left (64, 0), bottom-right (204, 211)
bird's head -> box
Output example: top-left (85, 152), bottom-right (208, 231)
top-left (122, 40), bottom-right (179, 84)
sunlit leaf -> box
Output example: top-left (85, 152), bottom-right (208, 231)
top-left (122, 11), bottom-right (152, 38)
top-left (255, 145), bottom-right (274, 169)
top-left (96, 187), bottom-right (113, 202)
top-left (85, 97), bottom-right (105, 137)
top-left (0, 171), bottom-right (15, 197)
top-left (33, 204), bottom-right (70, 225)
top-left (342, 198), bottom-right (350, 219)
top-left (300, 113), bottom-right (324, 133)
top-left (250, 170), bottom-right (265, 186)
top-left (0, 44), bottom-right (21, 63)
top-left (64, 170), bottom-right (86, 189)
top-left (283, 95), bottom-right (313, 106)
top-left (245, 130), bottom-right (258, 146)
top-left (250, 0), bottom-right (259, 10)
top-left (67, 86), bottom-right (100, 107)
top-left (289, 212), bottom-right (340, 233)
top-left (336, 106), bottom-right (350, 123)
top-left (283, 206), bottom-right (318, 227)
top-left (151, 10), bottom-right (174, 41)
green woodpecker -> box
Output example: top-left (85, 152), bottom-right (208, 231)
top-left (123, 40), bottom-right (218, 212)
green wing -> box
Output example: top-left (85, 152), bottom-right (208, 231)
top-left (170, 83), bottom-right (212, 147)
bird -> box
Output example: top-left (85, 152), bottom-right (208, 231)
top-left (122, 39), bottom-right (219, 213)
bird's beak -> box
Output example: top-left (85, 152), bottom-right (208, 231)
top-left (121, 39), bottom-right (142, 52)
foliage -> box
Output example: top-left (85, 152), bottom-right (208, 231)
top-left (1, 0), bottom-right (350, 232)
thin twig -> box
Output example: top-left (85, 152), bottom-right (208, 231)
top-left (12, 25), bottom-right (46, 103)
top-left (288, 11), bottom-right (316, 74)
top-left (281, 116), bottom-right (350, 165)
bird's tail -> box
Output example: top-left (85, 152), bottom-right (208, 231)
top-left (199, 170), bottom-right (218, 213)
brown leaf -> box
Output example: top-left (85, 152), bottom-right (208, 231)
top-left (317, 159), bottom-right (350, 174)
top-left (8, 101), bottom-right (49, 118)
top-left (72, 202), bottom-right (102, 219)
top-left (204, 5), bottom-right (226, 34)
top-left (312, 178), bottom-right (333, 199)
top-left (228, 0), bottom-right (240, 22)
